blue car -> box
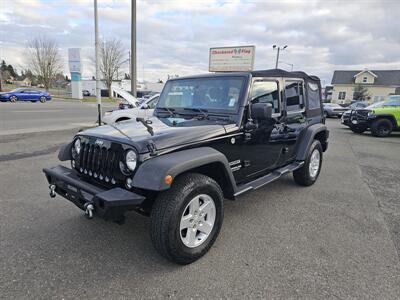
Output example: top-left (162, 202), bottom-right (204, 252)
top-left (0, 88), bottom-right (52, 103)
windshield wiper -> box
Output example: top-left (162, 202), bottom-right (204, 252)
top-left (183, 107), bottom-right (208, 119)
top-left (157, 107), bottom-right (176, 117)
top-left (136, 117), bottom-right (154, 136)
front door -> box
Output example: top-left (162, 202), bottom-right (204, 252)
top-left (240, 78), bottom-right (285, 180)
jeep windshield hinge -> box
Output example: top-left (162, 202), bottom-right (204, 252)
top-left (147, 140), bottom-right (158, 156)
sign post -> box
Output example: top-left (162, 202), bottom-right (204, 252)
top-left (68, 48), bottom-right (83, 100)
top-left (209, 46), bottom-right (255, 72)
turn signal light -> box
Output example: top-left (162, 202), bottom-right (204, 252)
top-left (164, 175), bottom-right (173, 185)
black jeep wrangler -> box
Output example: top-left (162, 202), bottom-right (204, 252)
top-left (43, 69), bottom-right (329, 264)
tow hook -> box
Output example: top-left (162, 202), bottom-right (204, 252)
top-left (84, 202), bottom-right (94, 219)
top-left (49, 184), bottom-right (56, 198)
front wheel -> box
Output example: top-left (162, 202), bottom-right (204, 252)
top-left (370, 119), bottom-right (393, 137)
top-left (39, 96), bottom-right (47, 103)
top-left (293, 140), bottom-right (323, 186)
top-left (150, 173), bottom-right (224, 264)
top-left (350, 125), bottom-right (367, 134)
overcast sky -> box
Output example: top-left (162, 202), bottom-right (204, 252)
top-left (1, 0), bottom-right (400, 84)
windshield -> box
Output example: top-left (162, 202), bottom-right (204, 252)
top-left (367, 101), bottom-right (384, 109)
top-left (157, 77), bottom-right (245, 113)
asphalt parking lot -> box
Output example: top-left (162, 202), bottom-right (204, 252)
top-left (1, 102), bottom-right (399, 299)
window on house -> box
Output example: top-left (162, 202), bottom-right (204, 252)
top-left (284, 80), bottom-right (304, 112)
top-left (338, 91), bottom-right (346, 100)
top-left (362, 77), bottom-right (368, 83)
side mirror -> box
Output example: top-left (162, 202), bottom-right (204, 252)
top-left (141, 104), bottom-right (149, 109)
top-left (251, 102), bottom-right (273, 120)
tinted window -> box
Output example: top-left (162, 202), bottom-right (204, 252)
top-left (285, 80), bottom-right (304, 112)
top-left (307, 82), bottom-right (321, 109)
top-left (251, 81), bottom-right (280, 114)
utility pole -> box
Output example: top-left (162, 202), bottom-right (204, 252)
top-left (131, 0), bottom-right (137, 97)
top-left (128, 51), bottom-right (131, 79)
top-left (94, 0), bottom-right (101, 125)
top-left (273, 45), bottom-right (287, 69)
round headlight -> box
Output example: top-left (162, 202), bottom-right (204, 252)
top-left (125, 150), bottom-right (137, 171)
top-left (74, 138), bottom-right (81, 155)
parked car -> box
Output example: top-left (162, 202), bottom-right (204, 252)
top-left (103, 94), bottom-right (159, 124)
top-left (0, 88), bottom-right (51, 103)
top-left (348, 95), bottom-right (400, 137)
top-left (82, 90), bottom-right (91, 96)
top-left (323, 103), bottom-right (347, 118)
top-left (43, 69), bottom-right (329, 264)
top-left (341, 101), bottom-right (380, 127)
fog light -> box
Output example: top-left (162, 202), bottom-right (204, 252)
top-left (111, 178), bottom-right (116, 185)
top-left (94, 172), bottom-right (98, 178)
top-left (105, 176), bottom-right (109, 182)
top-left (89, 171), bottom-right (92, 176)
top-left (126, 178), bottom-right (133, 189)
top-left (99, 174), bottom-right (104, 180)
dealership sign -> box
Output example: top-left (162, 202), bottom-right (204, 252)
top-left (209, 46), bottom-right (255, 72)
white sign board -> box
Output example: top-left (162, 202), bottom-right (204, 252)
top-left (209, 46), bottom-right (255, 72)
top-left (68, 48), bottom-right (81, 73)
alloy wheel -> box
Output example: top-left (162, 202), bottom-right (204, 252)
top-left (179, 194), bottom-right (216, 248)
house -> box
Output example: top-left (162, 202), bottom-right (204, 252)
top-left (13, 77), bottom-right (32, 87)
top-left (331, 69), bottom-right (400, 104)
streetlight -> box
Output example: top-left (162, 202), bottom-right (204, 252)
top-left (272, 45), bottom-right (287, 69)
top-left (279, 61), bottom-right (293, 71)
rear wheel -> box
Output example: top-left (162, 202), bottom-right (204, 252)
top-left (10, 96), bottom-right (17, 102)
top-left (293, 140), bottom-right (323, 186)
top-left (39, 96), bottom-right (47, 103)
top-left (350, 125), bottom-right (367, 134)
top-left (370, 118), bottom-right (393, 137)
top-left (150, 173), bottom-right (224, 264)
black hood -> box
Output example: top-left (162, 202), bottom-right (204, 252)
top-left (79, 116), bottom-right (228, 153)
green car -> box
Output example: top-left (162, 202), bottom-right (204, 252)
top-left (349, 95), bottom-right (400, 137)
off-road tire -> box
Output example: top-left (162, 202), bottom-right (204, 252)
top-left (350, 125), bottom-right (367, 134)
top-left (40, 96), bottom-right (47, 103)
top-left (370, 118), bottom-right (393, 137)
top-left (10, 96), bottom-right (17, 102)
top-left (150, 173), bottom-right (224, 264)
top-left (293, 140), bottom-right (323, 186)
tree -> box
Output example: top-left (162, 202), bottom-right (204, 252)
top-left (26, 36), bottom-right (62, 91)
top-left (353, 84), bottom-right (370, 101)
top-left (99, 38), bottom-right (125, 97)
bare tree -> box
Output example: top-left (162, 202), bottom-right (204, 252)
top-left (26, 36), bottom-right (62, 91)
top-left (353, 84), bottom-right (370, 101)
top-left (99, 38), bottom-right (125, 97)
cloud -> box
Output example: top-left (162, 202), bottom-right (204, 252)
top-left (1, 0), bottom-right (400, 84)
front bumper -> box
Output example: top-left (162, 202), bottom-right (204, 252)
top-left (43, 165), bottom-right (145, 222)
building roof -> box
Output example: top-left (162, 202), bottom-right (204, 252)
top-left (331, 70), bottom-right (400, 86)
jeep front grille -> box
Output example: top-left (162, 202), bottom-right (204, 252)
top-left (74, 140), bottom-right (123, 186)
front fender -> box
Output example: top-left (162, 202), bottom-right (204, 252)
top-left (58, 142), bottom-right (72, 161)
top-left (132, 147), bottom-right (236, 191)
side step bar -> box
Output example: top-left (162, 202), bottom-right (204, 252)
top-left (234, 161), bottom-right (304, 197)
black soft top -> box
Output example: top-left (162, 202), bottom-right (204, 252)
top-left (174, 68), bottom-right (320, 83)
top-left (251, 69), bottom-right (320, 83)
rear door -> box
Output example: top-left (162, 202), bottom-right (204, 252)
top-left (277, 78), bottom-right (308, 165)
